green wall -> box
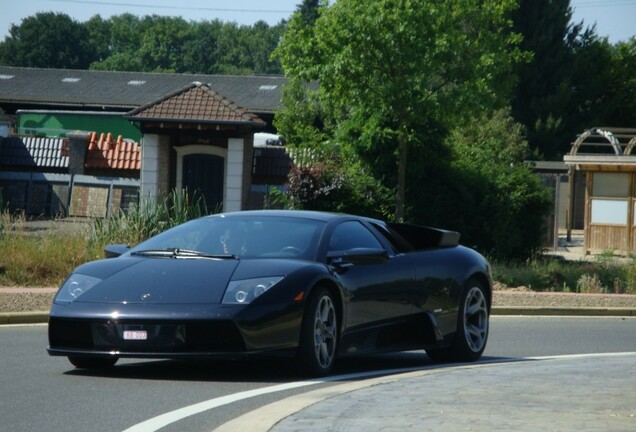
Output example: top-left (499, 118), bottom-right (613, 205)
top-left (17, 111), bottom-right (141, 141)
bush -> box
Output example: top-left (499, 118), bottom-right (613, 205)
top-left (279, 148), bottom-right (393, 219)
top-left (493, 255), bottom-right (636, 294)
top-left (89, 189), bottom-right (208, 247)
top-left (444, 109), bottom-right (552, 260)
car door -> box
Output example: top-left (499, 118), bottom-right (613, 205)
top-left (327, 220), bottom-right (415, 331)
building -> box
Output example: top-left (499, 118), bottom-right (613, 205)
top-left (564, 128), bottom-right (636, 254)
top-left (0, 66), bottom-right (287, 213)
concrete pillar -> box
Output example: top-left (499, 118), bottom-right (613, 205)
top-left (67, 131), bottom-right (90, 175)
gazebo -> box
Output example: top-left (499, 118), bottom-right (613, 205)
top-left (564, 128), bottom-right (636, 254)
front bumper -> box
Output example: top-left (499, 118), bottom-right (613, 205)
top-left (47, 301), bottom-right (303, 358)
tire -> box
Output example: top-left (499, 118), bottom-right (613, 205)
top-left (297, 287), bottom-right (339, 376)
top-left (68, 356), bottom-right (118, 369)
top-left (427, 278), bottom-right (489, 363)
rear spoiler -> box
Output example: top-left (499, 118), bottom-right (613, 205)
top-left (388, 223), bottom-right (460, 250)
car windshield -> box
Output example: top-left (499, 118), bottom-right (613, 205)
top-left (128, 215), bottom-right (325, 259)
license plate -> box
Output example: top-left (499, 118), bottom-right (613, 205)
top-left (123, 330), bottom-right (148, 340)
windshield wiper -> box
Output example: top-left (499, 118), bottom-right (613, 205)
top-left (173, 249), bottom-right (238, 260)
top-left (130, 248), bottom-right (238, 260)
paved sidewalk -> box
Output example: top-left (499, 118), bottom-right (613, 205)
top-left (216, 353), bottom-right (636, 432)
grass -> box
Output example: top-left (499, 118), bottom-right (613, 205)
top-left (0, 190), bottom-right (209, 287)
top-left (0, 211), bottom-right (102, 286)
top-left (492, 254), bottom-right (636, 294)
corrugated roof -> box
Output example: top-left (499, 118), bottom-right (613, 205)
top-left (85, 132), bottom-right (141, 171)
top-left (125, 82), bottom-right (266, 126)
top-left (0, 133), bottom-right (140, 171)
top-left (0, 66), bottom-right (285, 113)
top-left (0, 136), bottom-right (68, 168)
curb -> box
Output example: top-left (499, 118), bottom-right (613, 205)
top-left (1, 308), bottom-right (636, 326)
top-left (0, 311), bottom-right (49, 325)
top-left (491, 306), bottom-right (636, 317)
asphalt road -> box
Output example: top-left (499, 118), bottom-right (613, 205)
top-left (1, 316), bottom-right (635, 432)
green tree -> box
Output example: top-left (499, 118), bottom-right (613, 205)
top-left (446, 109), bottom-right (552, 259)
top-left (0, 12), bottom-right (96, 68)
top-left (84, 15), bottom-right (112, 63)
top-left (510, 0), bottom-right (618, 159)
top-left (137, 16), bottom-right (193, 73)
top-left (605, 38), bottom-right (636, 127)
top-left (215, 21), bottom-right (284, 75)
top-left (246, 21), bottom-right (285, 74)
top-left (180, 20), bottom-right (225, 74)
top-left (90, 14), bottom-right (148, 71)
top-left (297, 0), bottom-right (322, 25)
top-left (275, 0), bottom-right (523, 221)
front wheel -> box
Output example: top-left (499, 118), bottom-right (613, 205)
top-left (427, 278), bottom-right (489, 362)
top-left (297, 287), bottom-right (339, 376)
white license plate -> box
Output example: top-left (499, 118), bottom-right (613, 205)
top-left (123, 330), bottom-right (148, 340)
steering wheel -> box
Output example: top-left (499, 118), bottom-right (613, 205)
top-left (279, 246), bottom-right (303, 256)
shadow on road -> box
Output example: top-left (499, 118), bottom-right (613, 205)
top-left (63, 352), bottom-right (525, 383)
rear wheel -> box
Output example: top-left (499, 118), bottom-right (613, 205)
top-left (427, 278), bottom-right (489, 362)
top-left (298, 287), bottom-right (338, 376)
top-left (68, 356), bottom-right (118, 369)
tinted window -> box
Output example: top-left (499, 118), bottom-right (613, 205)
top-left (329, 221), bottom-right (383, 251)
top-left (129, 216), bottom-right (324, 259)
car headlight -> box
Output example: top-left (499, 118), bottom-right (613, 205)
top-left (55, 274), bottom-right (102, 304)
top-left (222, 276), bottom-right (284, 305)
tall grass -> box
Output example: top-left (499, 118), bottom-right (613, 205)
top-left (0, 190), bottom-right (210, 287)
top-left (89, 189), bottom-right (208, 247)
top-left (0, 211), bottom-right (99, 286)
top-left (492, 255), bottom-right (636, 294)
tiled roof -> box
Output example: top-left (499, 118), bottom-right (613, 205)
top-left (0, 136), bottom-right (69, 168)
top-left (85, 132), bottom-right (141, 171)
top-left (0, 66), bottom-right (285, 113)
top-left (125, 82), bottom-right (266, 126)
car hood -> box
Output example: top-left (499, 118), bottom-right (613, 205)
top-left (71, 257), bottom-right (240, 305)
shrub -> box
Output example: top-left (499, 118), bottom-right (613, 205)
top-left (89, 189), bottom-right (208, 247)
top-left (576, 274), bottom-right (605, 294)
top-left (445, 109), bottom-right (552, 260)
top-left (493, 254), bottom-right (636, 294)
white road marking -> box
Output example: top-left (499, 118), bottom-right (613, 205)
top-left (121, 351), bottom-right (636, 432)
top-left (525, 351), bottom-right (636, 361)
top-left (120, 366), bottom-right (426, 432)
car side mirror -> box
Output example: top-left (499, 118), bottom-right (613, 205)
top-left (327, 248), bottom-right (389, 266)
top-left (104, 244), bottom-right (130, 258)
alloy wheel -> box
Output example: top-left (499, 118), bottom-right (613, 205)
top-left (313, 295), bottom-right (337, 369)
top-left (462, 286), bottom-right (489, 353)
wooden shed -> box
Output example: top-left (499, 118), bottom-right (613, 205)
top-left (564, 128), bottom-right (636, 254)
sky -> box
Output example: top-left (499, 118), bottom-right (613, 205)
top-left (0, 0), bottom-right (634, 43)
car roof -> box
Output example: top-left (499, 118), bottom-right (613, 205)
top-left (208, 209), bottom-right (381, 224)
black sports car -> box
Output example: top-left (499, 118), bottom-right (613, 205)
top-left (48, 210), bottom-right (492, 375)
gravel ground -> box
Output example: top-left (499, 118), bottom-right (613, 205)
top-left (493, 290), bottom-right (636, 309)
top-left (0, 291), bottom-right (55, 313)
top-left (1, 287), bottom-right (636, 313)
